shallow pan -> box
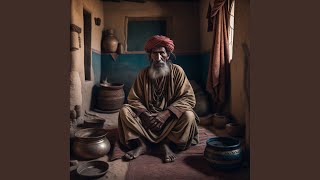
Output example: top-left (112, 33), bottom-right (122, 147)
top-left (76, 160), bottom-right (109, 179)
top-left (84, 119), bottom-right (106, 128)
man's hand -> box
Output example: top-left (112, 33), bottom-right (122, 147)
top-left (140, 111), bottom-right (157, 129)
top-left (148, 110), bottom-right (171, 132)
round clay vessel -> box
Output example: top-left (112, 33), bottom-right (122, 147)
top-left (84, 119), bottom-right (106, 128)
top-left (95, 83), bottom-right (125, 112)
top-left (73, 128), bottom-right (110, 160)
top-left (212, 113), bottom-right (230, 129)
top-left (204, 136), bottom-right (242, 169)
top-left (102, 29), bottom-right (119, 53)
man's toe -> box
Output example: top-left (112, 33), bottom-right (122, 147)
top-left (125, 153), bottom-right (134, 160)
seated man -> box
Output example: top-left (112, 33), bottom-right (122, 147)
top-left (118, 35), bottom-right (199, 163)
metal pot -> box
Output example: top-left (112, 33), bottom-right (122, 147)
top-left (73, 128), bottom-right (110, 160)
top-left (204, 136), bottom-right (242, 169)
top-left (102, 29), bottom-right (119, 53)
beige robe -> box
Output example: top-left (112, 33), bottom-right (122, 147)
top-left (118, 63), bottom-right (199, 150)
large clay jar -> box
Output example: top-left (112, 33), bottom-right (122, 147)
top-left (95, 83), bottom-right (125, 113)
top-left (194, 91), bottom-right (210, 117)
top-left (102, 29), bottom-right (119, 53)
top-left (73, 128), bottom-right (111, 160)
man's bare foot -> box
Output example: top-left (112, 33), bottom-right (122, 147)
top-left (124, 139), bottom-right (147, 160)
top-left (161, 143), bottom-right (176, 163)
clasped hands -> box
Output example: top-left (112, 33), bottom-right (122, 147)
top-left (140, 110), bottom-right (171, 132)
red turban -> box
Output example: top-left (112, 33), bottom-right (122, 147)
top-left (144, 35), bottom-right (175, 53)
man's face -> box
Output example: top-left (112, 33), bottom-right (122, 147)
top-left (150, 47), bottom-right (169, 69)
top-left (148, 47), bottom-right (170, 79)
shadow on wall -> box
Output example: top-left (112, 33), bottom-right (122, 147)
top-left (99, 53), bottom-right (209, 100)
top-left (89, 51), bottom-right (211, 110)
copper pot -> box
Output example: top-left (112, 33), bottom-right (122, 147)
top-left (102, 29), bottom-right (119, 53)
top-left (73, 128), bottom-right (110, 160)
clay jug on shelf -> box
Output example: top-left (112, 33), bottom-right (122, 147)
top-left (102, 29), bottom-right (119, 53)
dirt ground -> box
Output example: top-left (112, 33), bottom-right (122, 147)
top-left (70, 110), bottom-right (128, 180)
top-left (70, 110), bottom-right (248, 180)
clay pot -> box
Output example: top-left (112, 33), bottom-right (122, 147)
top-left (212, 113), bottom-right (230, 129)
top-left (194, 91), bottom-right (210, 117)
top-left (84, 119), bottom-right (106, 128)
top-left (116, 43), bottom-right (124, 54)
top-left (226, 123), bottom-right (243, 137)
top-left (73, 128), bottom-right (111, 160)
top-left (95, 83), bottom-right (125, 113)
top-left (102, 29), bottom-right (119, 53)
top-left (204, 136), bottom-right (243, 169)
top-left (199, 114), bottom-right (214, 126)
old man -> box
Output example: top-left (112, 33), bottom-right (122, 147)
top-left (118, 35), bottom-right (199, 163)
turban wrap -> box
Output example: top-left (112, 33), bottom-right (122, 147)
top-left (144, 35), bottom-right (175, 53)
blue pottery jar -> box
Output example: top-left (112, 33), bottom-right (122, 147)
top-left (204, 136), bottom-right (242, 169)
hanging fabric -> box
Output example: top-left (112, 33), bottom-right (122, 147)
top-left (206, 0), bottom-right (232, 113)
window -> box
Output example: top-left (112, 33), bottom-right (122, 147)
top-left (228, 0), bottom-right (235, 61)
top-left (125, 17), bottom-right (172, 53)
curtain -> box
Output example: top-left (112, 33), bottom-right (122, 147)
top-left (206, 0), bottom-right (232, 113)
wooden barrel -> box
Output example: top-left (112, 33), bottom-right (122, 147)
top-left (204, 137), bottom-right (243, 170)
top-left (95, 83), bottom-right (125, 112)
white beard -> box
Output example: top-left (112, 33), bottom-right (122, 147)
top-left (148, 62), bottom-right (170, 80)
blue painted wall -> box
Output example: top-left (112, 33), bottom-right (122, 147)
top-left (91, 51), bottom-right (211, 101)
top-left (92, 51), bottom-right (101, 85)
top-left (100, 54), bottom-right (207, 97)
top-left (101, 54), bottom-right (149, 98)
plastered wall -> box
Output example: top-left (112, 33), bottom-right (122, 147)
top-left (199, 0), bottom-right (214, 52)
top-left (199, 0), bottom-right (250, 126)
top-left (230, 0), bottom-right (250, 125)
top-left (69, 0), bottom-right (250, 130)
top-left (103, 1), bottom-right (200, 54)
top-left (70, 0), bottom-right (104, 112)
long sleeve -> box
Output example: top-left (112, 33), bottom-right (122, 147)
top-left (167, 65), bottom-right (196, 119)
top-left (127, 69), bottom-right (148, 116)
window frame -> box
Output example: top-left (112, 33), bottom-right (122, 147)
top-left (124, 16), bottom-right (173, 54)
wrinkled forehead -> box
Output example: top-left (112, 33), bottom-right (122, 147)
top-left (151, 47), bottom-right (167, 53)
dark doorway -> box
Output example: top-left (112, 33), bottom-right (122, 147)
top-left (83, 9), bottom-right (92, 81)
